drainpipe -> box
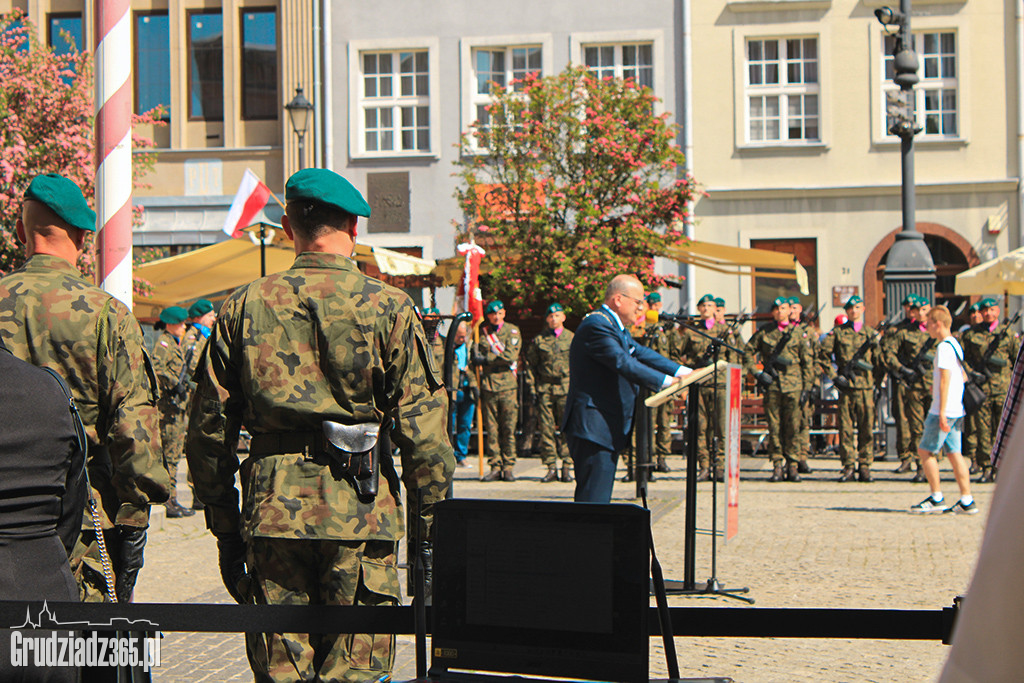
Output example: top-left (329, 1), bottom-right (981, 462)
top-left (681, 0), bottom-right (696, 314)
top-left (320, 0), bottom-right (333, 170)
top-left (1016, 0), bottom-right (1023, 315)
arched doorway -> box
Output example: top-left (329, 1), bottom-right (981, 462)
top-left (863, 223), bottom-right (980, 325)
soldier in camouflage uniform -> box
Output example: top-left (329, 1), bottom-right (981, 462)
top-left (182, 298), bottom-right (216, 507)
top-left (0, 174), bottom-right (169, 605)
top-left (524, 302), bottom-right (574, 482)
top-left (474, 300), bottom-right (522, 481)
top-left (644, 293), bottom-right (674, 473)
top-left (674, 293), bottom-right (730, 480)
top-left (151, 306), bottom-right (198, 519)
top-left (421, 307), bottom-right (446, 371)
top-left (744, 297), bottom-right (813, 482)
top-left (882, 296), bottom-right (934, 479)
top-left (788, 296), bottom-right (818, 474)
top-left (819, 295), bottom-right (879, 482)
top-left (956, 302), bottom-right (983, 471)
top-left (185, 169), bottom-right (454, 683)
top-left (961, 298), bottom-right (1020, 483)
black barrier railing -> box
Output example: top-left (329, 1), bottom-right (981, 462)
top-left (0, 602), bottom-right (960, 643)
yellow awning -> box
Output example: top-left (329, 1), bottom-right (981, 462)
top-left (664, 241), bottom-right (810, 295)
top-left (135, 223), bottom-right (436, 319)
top-left (955, 247), bottom-right (1024, 296)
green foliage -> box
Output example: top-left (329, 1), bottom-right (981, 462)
top-left (454, 65), bottom-right (698, 317)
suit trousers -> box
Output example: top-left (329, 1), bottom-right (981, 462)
top-left (569, 436), bottom-right (618, 504)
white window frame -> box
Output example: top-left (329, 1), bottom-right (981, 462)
top-left (743, 36), bottom-right (821, 146)
top-left (348, 37), bottom-right (440, 159)
top-left (459, 34), bottom-right (554, 153)
top-left (732, 23), bottom-right (831, 151)
top-left (569, 30), bottom-right (666, 115)
top-left (879, 30), bottom-right (960, 142)
top-left (869, 18), bottom-right (970, 146)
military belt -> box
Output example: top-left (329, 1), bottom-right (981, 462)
top-left (249, 431), bottom-right (325, 459)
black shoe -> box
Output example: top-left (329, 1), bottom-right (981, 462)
top-left (768, 463), bottom-right (784, 482)
top-left (969, 462), bottom-right (981, 475)
top-left (714, 468), bottom-right (725, 483)
top-left (695, 468), bottom-right (710, 482)
top-left (165, 500), bottom-right (195, 519)
top-left (797, 460), bottom-right (812, 474)
top-left (858, 466), bottom-right (873, 483)
top-left (912, 467), bottom-right (927, 483)
top-left (655, 458), bottom-right (671, 473)
top-left (621, 471), bottom-right (634, 483)
top-left (977, 467), bottom-right (994, 483)
top-left (560, 464), bottom-right (574, 483)
top-left (482, 467), bottom-right (503, 482)
top-left (894, 460), bottom-right (914, 475)
top-left (786, 464), bottom-right (801, 482)
top-left (837, 466), bottom-right (857, 482)
top-left (541, 468), bottom-right (558, 483)
top-left (502, 468), bottom-right (516, 482)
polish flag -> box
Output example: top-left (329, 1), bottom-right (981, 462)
top-left (456, 241), bottom-right (486, 323)
top-left (223, 169), bottom-right (271, 238)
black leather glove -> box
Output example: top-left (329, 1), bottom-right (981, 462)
top-left (898, 365), bottom-right (917, 383)
top-left (113, 526), bottom-right (147, 603)
top-left (755, 371), bottom-right (773, 388)
top-left (468, 386), bottom-right (479, 403)
top-left (971, 372), bottom-right (988, 386)
top-left (215, 532), bottom-right (251, 604)
top-left (471, 352), bottom-right (486, 367)
top-left (799, 390), bottom-right (810, 407)
top-left (833, 374), bottom-right (851, 392)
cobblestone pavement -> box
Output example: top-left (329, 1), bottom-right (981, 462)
top-left (134, 453), bottom-right (991, 682)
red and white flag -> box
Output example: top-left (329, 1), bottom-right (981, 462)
top-left (223, 169), bottom-right (271, 238)
top-left (456, 241), bottom-right (486, 323)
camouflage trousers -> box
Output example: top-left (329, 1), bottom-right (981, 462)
top-left (245, 537), bottom-right (399, 683)
top-left (799, 389), bottom-right (814, 459)
top-left (968, 395), bottom-right (1004, 468)
top-left (158, 395), bottom-right (190, 497)
top-left (891, 380), bottom-right (908, 457)
top-left (764, 389), bottom-right (801, 465)
top-left (697, 385), bottom-right (725, 469)
top-left (899, 385), bottom-right (931, 462)
top-left (535, 391), bottom-right (569, 467)
top-left (482, 389), bottom-right (518, 468)
top-left (839, 389), bottom-right (874, 467)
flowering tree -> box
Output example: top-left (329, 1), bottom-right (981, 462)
top-left (454, 65), bottom-right (699, 317)
top-left (0, 10), bottom-right (163, 294)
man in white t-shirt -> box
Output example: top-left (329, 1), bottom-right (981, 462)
top-left (911, 305), bottom-right (978, 514)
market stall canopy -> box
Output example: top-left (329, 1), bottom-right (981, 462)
top-left (664, 241), bottom-right (809, 295)
top-left (134, 223), bottom-right (436, 319)
top-left (955, 246), bottom-right (1024, 296)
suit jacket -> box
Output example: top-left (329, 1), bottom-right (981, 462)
top-left (562, 306), bottom-right (681, 451)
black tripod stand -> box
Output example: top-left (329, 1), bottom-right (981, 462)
top-left (656, 320), bottom-right (753, 603)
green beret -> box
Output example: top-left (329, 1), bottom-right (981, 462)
top-left (645, 292), bottom-right (661, 304)
top-left (844, 295), bottom-right (863, 309)
top-left (24, 173), bottom-right (97, 233)
top-left (698, 294), bottom-right (716, 305)
top-left (968, 302), bottom-right (982, 313)
top-left (980, 298), bottom-right (998, 309)
top-left (771, 296), bottom-right (790, 309)
top-left (421, 307), bottom-right (441, 316)
top-left (484, 300), bottom-right (504, 315)
top-left (546, 302), bottom-right (564, 315)
top-left (159, 306), bottom-right (189, 325)
top-left (901, 294), bottom-right (916, 307)
top-left (188, 299), bottom-right (214, 318)
top-left (788, 296), bottom-right (801, 305)
top-left (714, 297), bottom-right (725, 307)
top-left (285, 168), bottom-right (371, 218)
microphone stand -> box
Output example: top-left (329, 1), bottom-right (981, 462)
top-left (660, 317), bottom-right (752, 603)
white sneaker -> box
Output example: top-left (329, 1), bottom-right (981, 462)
top-left (943, 499), bottom-right (979, 515)
top-left (910, 496), bottom-right (945, 514)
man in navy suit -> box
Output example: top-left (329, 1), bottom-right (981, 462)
top-left (563, 275), bottom-right (692, 502)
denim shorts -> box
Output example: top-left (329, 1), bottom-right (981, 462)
top-left (920, 413), bottom-right (963, 455)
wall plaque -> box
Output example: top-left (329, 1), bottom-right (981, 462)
top-left (367, 172), bottom-right (410, 233)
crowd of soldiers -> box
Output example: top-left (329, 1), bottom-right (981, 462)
top-left (455, 289), bottom-right (1019, 489)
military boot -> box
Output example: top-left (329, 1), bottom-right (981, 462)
top-left (858, 465), bottom-right (873, 483)
top-left (837, 466), bottom-right (857, 482)
top-left (894, 459), bottom-right (914, 475)
top-left (977, 467), bottom-right (995, 483)
top-left (786, 463), bottom-right (801, 482)
top-left (714, 467), bottom-right (725, 483)
top-left (502, 467), bottom-right (516, 482)
top-left (797, 460), bottom-right (813, 474)
top-left (165, 500), bottom-right (195, 518)
top-left (912, 464), bottom-right (927, 483)
top-left (482, 467), bottom-right (503, 482)
top-left (560, 463), bottom-right (574, 483)
top-left (768, 462), bottom-right (784, 482)
top-left (541, 466), bottom-right (558, 483)
top-left (621, 469), bottom-right (635, 483)
top-left (655, 456), bottom-right (671, 473)
top-left (969, 458), bottom-right (981, 475)
top-left (695, 467), bottom-right (710, 482)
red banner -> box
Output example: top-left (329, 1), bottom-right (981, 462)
top-left (724, 364), bottom-right (742, 543)
top-left (456, 242), bottom-right (485, 323)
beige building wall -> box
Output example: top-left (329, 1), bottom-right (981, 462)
top-left (689, 0), bottom-right (1020, 325)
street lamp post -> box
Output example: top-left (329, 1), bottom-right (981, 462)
top-left (285, 87), bottom-right (314, 170)
top-left (876, 0), bottom-right (936, 318)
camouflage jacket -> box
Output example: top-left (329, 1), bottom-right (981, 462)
top-left (186, 251), bottom-right (455, 542)
top-left (151, 331), bottom-right (187, 399)
top-left (477, 321), bottom-right (521, 393)
top-left (818, 322), bottom-right (878, 390)
top-left (524, 327), bottom-right (573, 395)
top-left (961, 322), bottom-right (1020, 394)
top-left (882, 321), bottom-right (934, 390)
top-left (743, 321), bottom-right (813, 393)
top-left (878, 319), bottom-right (913, 375)
top-left (0, 254), bottom-right (169, 528)
top-left (793, 322), bottom-right (819, 386)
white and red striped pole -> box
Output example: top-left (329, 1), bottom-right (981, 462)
top-left (94, 0), bottom-right (133, 308)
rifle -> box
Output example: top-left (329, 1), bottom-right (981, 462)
top-left (754, 322), bottom-right (797, 388)
top-left (801, 302), bottom-right (827, 326)
top-left (966, 310), bottom-right (1021, 384)
top-left (695, 309), bottom-right (748, 367)
top-left (170, 342), bottom-right (196, 402)
top-left (898, 336), bottom-right (936, 384)
top-left (833, 318), bottom-right (893, 392)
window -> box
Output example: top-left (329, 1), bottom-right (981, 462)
top-left (583, 43), bottom-right (653, 89)
top-left (882, 31), bottom-right (957, 138)
top-left (750, 238), bottom-right (818, 314)
top-left (47, 13), bottom-right (82, 55)
top-left (188, 10), bottom-right (223, 121)
top-left (1, 17), bottom-right (29, 53)
top-left (241, 9), bottom-right (278, 120)
top-left (470, 45), bottom-right (542, 144)
top-left (744, 38), bottom-right (819, 144)
top-left (135, 12), bottom-right (170, 119)
top-left (359, 50), bottom-right (430, 153)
